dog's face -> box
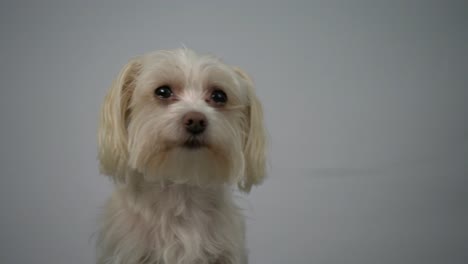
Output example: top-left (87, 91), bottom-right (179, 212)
top-left (98, 49), bottom-right (265, 191)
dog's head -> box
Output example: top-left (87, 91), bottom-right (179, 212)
top-left (98, 49), bottom-right (265, 192)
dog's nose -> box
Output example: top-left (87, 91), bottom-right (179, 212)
top-left (183, 111), bottom-right (207, 135)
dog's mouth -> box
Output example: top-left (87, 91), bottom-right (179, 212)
top-left (182, 137), bottom-right (206, 150)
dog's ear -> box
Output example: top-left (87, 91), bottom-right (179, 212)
top-left (232, 67), bottom-right (267, 192)
top-left (98, 58), bottom-right (141, 183)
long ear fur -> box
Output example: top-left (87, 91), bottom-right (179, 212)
top-left (232, 67), bottom-right (267, 192)
top-left (98, 58), bottom-right (140, 183)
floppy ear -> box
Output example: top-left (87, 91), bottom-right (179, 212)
top-left (98, 58), bottom-right (141, 183)
top-left (232, 67), bottom-right (267, 192)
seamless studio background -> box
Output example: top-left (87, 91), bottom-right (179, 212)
top-left (0, 1), bottom-right (467, 264)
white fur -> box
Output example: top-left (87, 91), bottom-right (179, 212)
top-left (97, 49), bottom-right (266, 264)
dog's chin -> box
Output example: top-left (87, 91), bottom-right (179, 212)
top-left (140, 138), bottom-right (235, 186)
top-left (181, 138), bottom-right (207, 150)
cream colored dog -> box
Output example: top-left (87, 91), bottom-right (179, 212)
top-left (97, 49), bottom-right (266, 264)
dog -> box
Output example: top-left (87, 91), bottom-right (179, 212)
top-left (96, 48), bottom-right (266, 264)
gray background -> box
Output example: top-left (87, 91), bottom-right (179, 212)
top-left (0, 0), bottom-right (467, 263)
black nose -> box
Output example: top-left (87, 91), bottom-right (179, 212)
top-left (183, 112), bottom-right (207, 135)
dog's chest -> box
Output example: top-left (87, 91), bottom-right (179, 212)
top-left (99, 187), bottom-right (243, 264)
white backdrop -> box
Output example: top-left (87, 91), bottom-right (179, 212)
top-left (0, 1), bottom-right (466, 263)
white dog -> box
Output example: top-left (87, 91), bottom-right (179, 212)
top-left (97, 49), bottom-right (266, 264)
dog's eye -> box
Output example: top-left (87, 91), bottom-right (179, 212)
top-left (155, 85), bottom-right (173, 99)
top-left (211, 90), bottom-right (228, 105)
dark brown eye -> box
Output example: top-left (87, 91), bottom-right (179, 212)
top-left (211, 89), bottom-right (227, 104)
top-left (155, 85), bottom-right (173, 99)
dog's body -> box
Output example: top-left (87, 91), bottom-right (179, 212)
top-left (98, 183), bottom-right (245, 264)
top-left (97, 49), bottom-right (265, 264)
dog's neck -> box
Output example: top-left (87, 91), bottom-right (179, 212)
top-left (120, 174), bottom-right (230, 215)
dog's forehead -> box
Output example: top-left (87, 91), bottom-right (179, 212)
top-left (141, 49), bottom-right (246, 98)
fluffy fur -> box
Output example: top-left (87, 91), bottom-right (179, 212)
top-left (97, 49), bottom-right (266, 264)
